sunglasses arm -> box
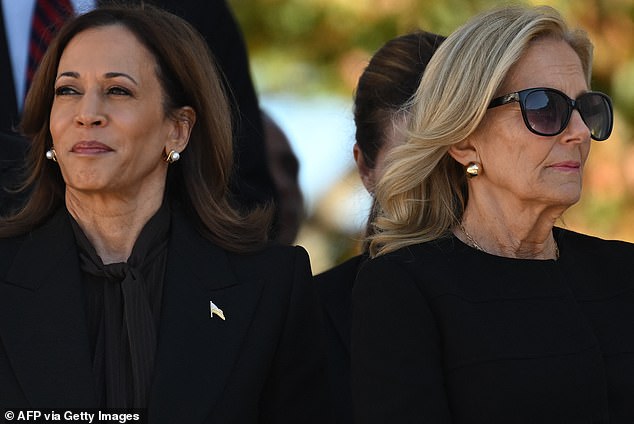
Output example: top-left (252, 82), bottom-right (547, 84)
top-left (488, 92), bottom-right (520, 109)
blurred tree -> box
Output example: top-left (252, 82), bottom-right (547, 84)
top-left (231, 0), bottom-right (632, 108)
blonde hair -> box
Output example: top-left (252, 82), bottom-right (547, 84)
top-left (369, 5), bottom-right (593, 257)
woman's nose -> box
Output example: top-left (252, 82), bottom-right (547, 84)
top-left (562, 109), bottom-right (591, 144)
top-left (74, 92), bottom-right (106, 127)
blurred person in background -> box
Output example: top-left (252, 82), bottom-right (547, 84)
top-left (0, 6), bottom-right (331, 421)
top-left (353, 5), bottom-right (633, 423)
top-left (314, 30), bottom-right (445, 423)
top-left (0, 131), bottom-right (28, 216)
top-left (262, 110), bottom-right (304, 244)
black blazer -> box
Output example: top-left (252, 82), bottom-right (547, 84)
top-left (0, 131), bottom-right (28, 216)
top-left (314, 254), bottom-right (365, 424)
top-left (0, 0), bottom-right (275, 210)
top-left (0, 208), bottom-right (332, 422)
top-left (0, 3), bottom-right (19, 134)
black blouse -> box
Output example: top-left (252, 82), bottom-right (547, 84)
top-left (352, 228), bottom-right (634, 423)
top-left (70, 203), bottom-right (170, 408)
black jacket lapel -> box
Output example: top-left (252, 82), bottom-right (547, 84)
top-left (148, 214), bottom-right (265, 423)
top-left (0, 209), bottom-right (96, 407)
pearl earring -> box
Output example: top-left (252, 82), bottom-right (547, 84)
top-left (45, 149), bottom-right (57, 162)
top-left (466, 162), bottom-right (480, 178)
top-left (164, 150), bottom-right (180, 163)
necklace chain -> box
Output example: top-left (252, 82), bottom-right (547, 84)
top-left (458, 222), bottom-right (486, 253)
top-left (458, 222), bottom-right (559, 259)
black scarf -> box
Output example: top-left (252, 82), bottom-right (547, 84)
top-left (70, 203), bottom-right (170, 408)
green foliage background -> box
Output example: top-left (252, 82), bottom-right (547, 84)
top-left (232, 0), bottom-right (633, 108)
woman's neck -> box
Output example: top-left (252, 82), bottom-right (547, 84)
top-left (456, 196), bottom-right (564, 260)
top-left (65, 189), bottom-right (164, 264)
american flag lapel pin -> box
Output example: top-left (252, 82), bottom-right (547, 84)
top-left (210, 300), bottom-right (226, 320)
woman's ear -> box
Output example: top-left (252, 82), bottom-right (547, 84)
top-left (353, 143), bottom-right (375, 192)
top-left (167, 106), bottom-right (196, 153)
top-left (448, 136), bottom-right (478, 167)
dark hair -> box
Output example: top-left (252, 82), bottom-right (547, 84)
top-left (354, 31), bottom-right (446, 168)
top-left (0, 5), bottom-right (271, 252)
top-left (354, 31), bottom-right (445, 245)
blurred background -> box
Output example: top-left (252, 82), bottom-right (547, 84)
top-left (229, 0), bottom-right (634, 274)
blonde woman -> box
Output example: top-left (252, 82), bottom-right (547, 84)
top-left (352, 5), bottom-right (631, 423)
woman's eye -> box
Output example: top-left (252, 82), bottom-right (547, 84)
top-left (107, 86), bottom-right (131, 96)
top-left (54, 86), bottom-right (78, 96)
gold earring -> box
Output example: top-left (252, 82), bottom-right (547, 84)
top-left (466, 162), bottom-right (480, 178)
top-left (164, 150), bottom-right (180, 163)
top-left (45, 149), bottom-right (57, 162)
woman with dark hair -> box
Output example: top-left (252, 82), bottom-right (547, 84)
top-left (314, 30), bottom-right (444, 423)
top-left (0, 5), bottom-right (329, 422)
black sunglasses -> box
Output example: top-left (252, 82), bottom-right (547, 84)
top-left (488, 87), bottom-right (613, 141)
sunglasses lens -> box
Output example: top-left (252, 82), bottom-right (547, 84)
top-left (578, 93), bottom-right (613, 141)
top-left (523, 90), bottom-right (568, 136)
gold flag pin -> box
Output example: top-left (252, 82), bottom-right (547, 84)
top-left (210, 300), bottom-right (226, 320)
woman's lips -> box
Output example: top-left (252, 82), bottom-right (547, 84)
top-left (70, 141), bottom-right (113, 154)
top-left (548, 161), bottom-right (580, 171)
